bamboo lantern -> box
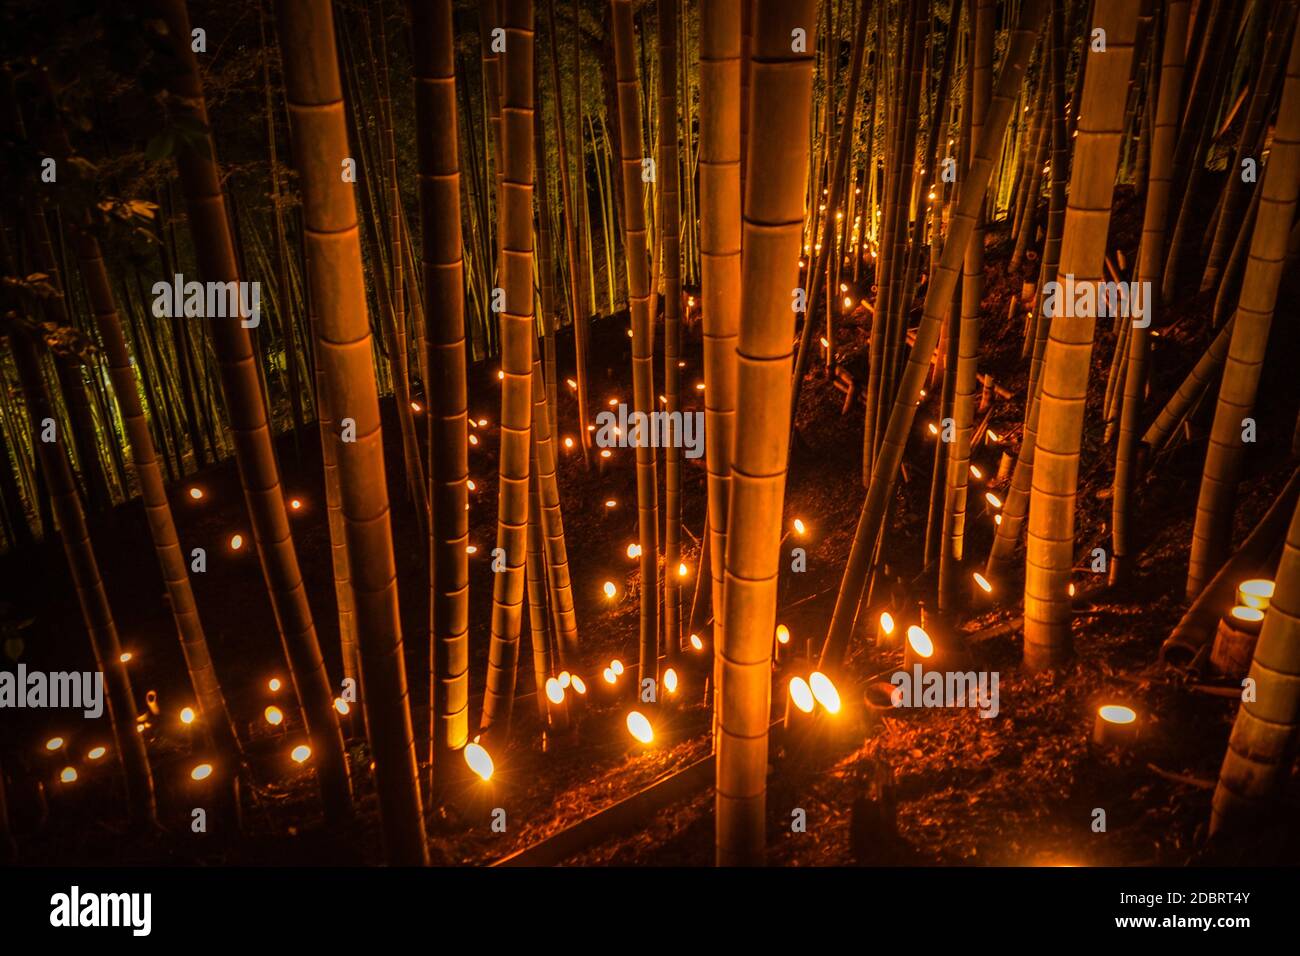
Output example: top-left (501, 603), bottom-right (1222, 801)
top-left (1092, 704), bottom-right (1139, 748)
top-left (1211, 606), bottom-right (1266, 679)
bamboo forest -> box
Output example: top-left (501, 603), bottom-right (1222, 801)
top-left (1, 0), bottom-right (1299, 907)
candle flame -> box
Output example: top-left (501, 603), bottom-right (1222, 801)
top-left (191, 763), bottom-right (213, 781)
top-left (776, 624), bottom-right (791, 645)
top-left (879, 611), bottom-right (895, 635)
top-left (87, 746), bottom-right (106, 760)
top-left (1098, 705), bottom-right (1136, 725)
top-left (907, 626), bottom-right (934, 659)
top-left (788, 677), bottom-right (815, 713)
top-left (626, 711), bottom-right (654, 744)
top-left (664, 668), bottom-right (679, 693)
top-left (264, 705), bottom-right (284, 726)
top-left (464, 742), bottom-right (494, 781)
top-left (180, 707), bottom-right (196, 725)
top-left (290, 744), bottom-right (311, 764)
top-left (809, 672), bottom-right (841, 714)
top-left (545, 677), bottom-right (565, 705)
top-left (60, 767), bottom-right (77, 784)
top-left (690, 634), bottom-right (704, 651)
top-left (603, 581), bottom-right (617, 599)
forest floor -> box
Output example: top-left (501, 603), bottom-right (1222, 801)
top-left (4, 184), bottom-right (1299, 866)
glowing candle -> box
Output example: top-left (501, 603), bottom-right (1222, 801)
top-left (1093, 704), bottom-right (1139, 747)
top-left (230, 534), bottom-right (244, 551)
top-left (191, 763), bottom-right (213, 781)
top-left (189, 487), bottom-right (204, 500)
top-left (603, 581), bottom-right (617, 599)
top-left (290, 498), bottom-right (302, 511)
top-left (334, 698), bottom-right (350, 715)
top-left (610, 660), bottom-right (625, 676)
top-left (45, 736), bottom-right (64, 751)
top-left (690, 634), bottom-right (704, 651)
top-left (809, 671), bottom-right (841, 714)
top-left (776, 624), bottom-right (791, 645)
top-left (973, 572), bottom-right (993, 594)
top-left (663, 668), bottom-right (678, 694)
top-left (788, 677), bottom-right (815, 714)
top-left (87, 746), bottom-right (106, 761)
top-left (264, 705), bottom-right (284, 726)
top-left (1236, 579), bottom-right (1275, 611)
top-left (119, 652), bottom-right (133, 663)
top-left (627, 543), bottom-right (642, 559)
top-left (571, 675), bottom-right (587, 695)
top-left (464, 741), bottom-right (494, 781)
top-left (179, 707), bottom-right (196, 725)
top-left (60, 767), bottom-right (77, 784)
top-left (545, 677), bottom-right (565, 705)
top-left (626, 711), bottom-right (654, 744)
top-left (290, 744), bottom-right (311, 764)
top-left (793, 518), bottom-right (806, 535)
top-left (268, 677), bottom-right (282, 693)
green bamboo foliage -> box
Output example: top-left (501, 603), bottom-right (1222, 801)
top-left (716, 0), bottom-right (817, 867)
top-left (482, 0), bottom-right (536, 736)
top-left (1022, 0), bottom-right (1137, 670)
top-left (1187, 24), bottom-right (1300, 599)
top-left (821, 0), bottom-right (1047, 668)
top-left (152, 0), bottom-right (353, 823)
top-left (1211, 494), bottom-right (1300, 834)
top-left (10, 328), bottom-right (157, 827)
top-left (698, 0), bottom-right (742, 641)
top-left (410, 0), bottom-right (471, 791)
top-left (611, 0), bottom-right (660, 690)
top-left (1110, 0), bottom-right (1189, 586)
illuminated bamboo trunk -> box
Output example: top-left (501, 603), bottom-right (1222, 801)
top-left (1110, 0), bottom-right (1189, 586)
top-left (278, 0), bottom-right (426, 863)
top-left (77, 229), bottom-right (242, 763)
top-left (411, 0), bottom-right (470, 791)
top-left (716, 0), bottom-right (817, 866)
top-left (1211, 494), bottom-right (1300, 834)
top-left (821, 0), bottom-right (1047, 668)
top-left (939, 0), bottom-right (993, 612)
top-left (611, 0), bottom-right (661, 690)
top-left (11, 329), bottom-right (156, 828)
top-left (660, 0), bottom-right (684, 662)
top-left (698, 0), bottom-right (742, 647)
top-left (1024, 0), bottom-right (1138, 669)
top-left (153, 0), bottom-right (353, 823)
top-left (482, 0), bottom-right (536, 735)
top-left (1187, 25), bottom-right (1300, 599)
top-left (525, 438), bottom-right (554, 725)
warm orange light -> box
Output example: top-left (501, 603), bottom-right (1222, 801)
top-left (793, 518), bottom-right (806, 535)
top-left (87, 746), bottom-right (106, 760)
top-left (571, 675), bottom-right (587, 695)
top-left (119, 652), bottom-right (132, 663)
top-left (469, 434), bottom-right (480, 446)
top-left (626, 543), bottom-right (642, 559)
top-left (60, 767), bottom-right (78, 784)
top-left (334, 698), bottom-right (350, 715)
top-left (1098, 705), bottom-right (1136, 725)
top-left (603, 581), bottom-right (617, 599)
top-left (603, 667), bottom-right (618, 684)
top-left (566, 378), bottom-right (578, 389)
top-left (1068, 583), bottom-right (1076, 597)
top-left (290, 498), bottom-right (302, 511)
top-left (180, 707), bottom-right (196, 725)
top-left (1237, 579), bottom-right (1275, 610)
top-left (678, 562), bottom-right (689, 578)
top-left (464, 741), bottom-right (494, 780)
top-left (788, 676), bottom-right (815, 713)
top-left (290, 744), bottom-right (311, 764)
top-left (776, 624), bottom-right (791, 645)
top-left (410, 401), bottom-right (422, 412)
top-left (497, 370), bottom-right (505, 380)
top-left (189, 487), bottom-right (204, 500)
top-left (545, 677), bottom-right (565, 705)
top-left (1230, 605), bottom-right (1265, 624)
top-left (478, 418), bottom-right (488, 427)
top-left (690, 634), bottom-right (704, 651)
top-left (973, 572), bottom-right (993, 594)
top-left (230, 534), bottom-right (244, 551)
top-left (600, 449), bottom-right (612, 459)
top-left (809, 671), bottom-right (841, 714)
top-left (610, 659), bottom-right (625, 676)
top-left (985, 492), bottom-right (1003, 509)
top-left (626, 711), bottom-right (654, 744)
top-left (191, 763), bottom-right (213, 781)
top-left (564, 437), bottom-right (574, 449)
top-left (264, 705), bottom-right (284, 726)
top-left (268, 677), bottom-right (282, 692)
top-left (928, 423), bottom-right (939, 436)
top-left (695, 382), bottom-right (705, 391)
top-left (970, 465), bottom-right (983, 479)
top-left (987, 429), bottom-right (1002, 443)
top-left (558, 671), bottom-right (571, 689)
top-left (663, 668), bottom-right (679, 693)
top-left (907, 626), bottom-right (934, 659)
top-left (45, 736), bottom-right (64, 752)
top-left (879, 611), bottom-right (895, 635)
top-left (466, 545), bottom-right (478, 554)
